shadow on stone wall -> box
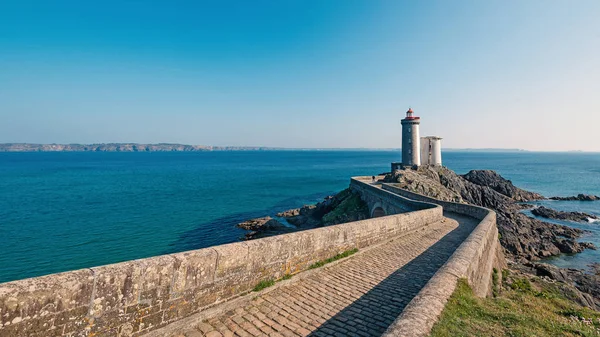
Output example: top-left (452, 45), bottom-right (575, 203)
top-left (307, 213), bottom-right (476, 337)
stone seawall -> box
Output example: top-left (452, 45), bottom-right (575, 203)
top-left (349, 176), bottom-right (440, 215)
top-left (381, 183), bottom-right (505, 337)
top-left (0, 180), bottom-right (443, 337)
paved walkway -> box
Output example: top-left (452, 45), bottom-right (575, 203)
top-left (163, 212), bottom-right (478, 337)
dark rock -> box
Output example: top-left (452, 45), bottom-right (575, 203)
top-left (388, 166), bottom-right (585, 261)
top-left (581, 242), bottom-right (597, 250)
top-left (462, 170), bottom-right (545, 201)
top-left (532, 263), bottom-right (599, 309)
top-left (238, 217), bottom-right (291, 240)
top-left (531, 206), bottom-right (599, 222)
top-left (533, 263), bottom-right (571, 283)
top-left (590, 263), bottom-right (600, 275)
top-left (276, 209), bottom-right (300, 218)
top-left (573, 273), bottom-right (600, 308)
top-left (553, 238), bottom-right (585, 254)
top-left (320, 189), bottom-right (369, 226)
top-left (550, 194), bottom-right (600, 201)
top-left (277, 189), bottom-right (368, 228)
top-left (284, 205), bottom-right (321, 227)
top-left (386, 166), bottom-right (600, 310)
top-left (240, 188), bottom-right (369, 240)
top-left (237, 217), bottom-right (284, 231)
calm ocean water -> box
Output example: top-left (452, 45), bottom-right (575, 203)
top-left (1, 151), bottom-right (599, 283)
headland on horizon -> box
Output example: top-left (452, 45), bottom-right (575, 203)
top-left (0, 142), bottom-right (534, 153)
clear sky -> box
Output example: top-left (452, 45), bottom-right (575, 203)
top-left (1, 1), bottom-right (599, 151)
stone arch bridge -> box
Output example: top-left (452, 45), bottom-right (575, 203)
top-left (349, 176), bottom-right (417, 218)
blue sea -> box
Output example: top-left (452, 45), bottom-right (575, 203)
top-left (1, 151), bottom-right (599, 283)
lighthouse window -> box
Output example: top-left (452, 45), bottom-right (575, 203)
top-left (408, 128), bottom-right (411, 133)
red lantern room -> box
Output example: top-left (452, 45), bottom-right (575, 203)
top-left (404, 107), bottom-right (420, 120)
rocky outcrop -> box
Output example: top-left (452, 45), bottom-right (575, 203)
top-left (385, 166), bottom-right (591, 261)
top-left (276, 209), bottom-right (300, 218)
top-left (385, 165), bottom-right (600, 309)
top-left (237, 217), bottom-right (289, 240)
top-left (553, 238), bottom-right (596, 254)
top-left (550, 194), bottom-right (600, 201)
top-left (281, 204), bottom-right (323, 228)
top-left (320, 189), bottom-right (370, 226)
top-left (462, 170), bottom-right (545, 202)
top-left (240, 189), bottom-right (369, 240)
top-left (385, 167), bottom-right (464, 203)
top-left (531, 263), bottom-right (599, 309)
top-left (531, 206), bottom-right (599, 223)
top-left (237, 217), bottom-right (284, 231)
top-left (276, 189), bottom-right (369, 228)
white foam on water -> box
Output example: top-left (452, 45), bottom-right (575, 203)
top-left (587, 217), bottom-right (600, 223)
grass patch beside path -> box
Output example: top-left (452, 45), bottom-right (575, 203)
top-left (252, 274), bottom-right (294, 292)
top-left (253, 279), bottom-right (276, 292)
top-left (253, 248), bottom-right (358, 292)
top-left (309, 248), bottom-right (358, 269)
top-left (430, 274), bottom-right (600, 337)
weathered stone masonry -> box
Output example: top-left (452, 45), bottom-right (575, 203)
top-left (0, 178), bottom-right (503, 337)
top-left (0, 179), bottom-right (444, 337)
top-left (381, 184), bottom-right (506, 337)
top-left (349, 176), bottom-right (430, 217)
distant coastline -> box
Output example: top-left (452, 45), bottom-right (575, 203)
top-left (0, 143), bottom-right (535, 153)
top-left (0, 143), bottom-right (286, 152)
top-left (2, 143), bottom-right (594, 153)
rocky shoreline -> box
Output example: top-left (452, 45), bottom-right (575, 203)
top-left (550, 194), bottom-right (600, 201)
top-left (382, 168), bottom-right (598, 260)
top-left (384, 166), bottom-right (599, 309)
top-left (531, 205), bottom-right (599, 223)
top-left (236, 166), bottom-right (600, 309)
top-left (237, 188), bottom-right (369, 240)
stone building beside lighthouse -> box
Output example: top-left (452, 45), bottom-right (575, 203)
top-left (421, 136), bottom-right (443, 166)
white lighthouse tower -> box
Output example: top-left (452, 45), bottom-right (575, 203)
top-left (401, 108), bottom-right (421, 167)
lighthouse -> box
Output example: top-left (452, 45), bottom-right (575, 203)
top-left (401, 108), bottom-right (421, 167)
top-left (391, 107), bottom-right (443, 173)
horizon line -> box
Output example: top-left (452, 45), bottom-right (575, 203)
top-left (0, 143), bottom-right (598, 153)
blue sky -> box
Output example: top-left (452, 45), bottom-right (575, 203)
top-left (1, 1), bottom-right (599, 151)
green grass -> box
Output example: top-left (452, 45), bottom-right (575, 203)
top-left (252, 274), bottom-right (294, 292)
top-left (252, 248), bottom-right (358, 292)
top-left (492, 268), bottom-right (499, 298)
top-left (321, 189), bottom-right (369, 225)
top-left (510, 277), bottom-right (533, 292)
top-left (430, 274), bottom-right (600, 337)
top-left (252, 279), bottom-right (276, 292)
top-left (309, 248), bottom-right (358, 269)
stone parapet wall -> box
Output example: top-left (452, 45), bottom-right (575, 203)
top-left (381, 183), bottom-right (490, 220)
top-left (350, 177), bottom-right (438, 215)
top-left (381, 183), bottom-right (504, 337)
top-left (0, 179), bottom-right (443, 337)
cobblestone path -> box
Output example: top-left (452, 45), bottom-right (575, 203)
top-left (167, 213), bottom-right (478, 337)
